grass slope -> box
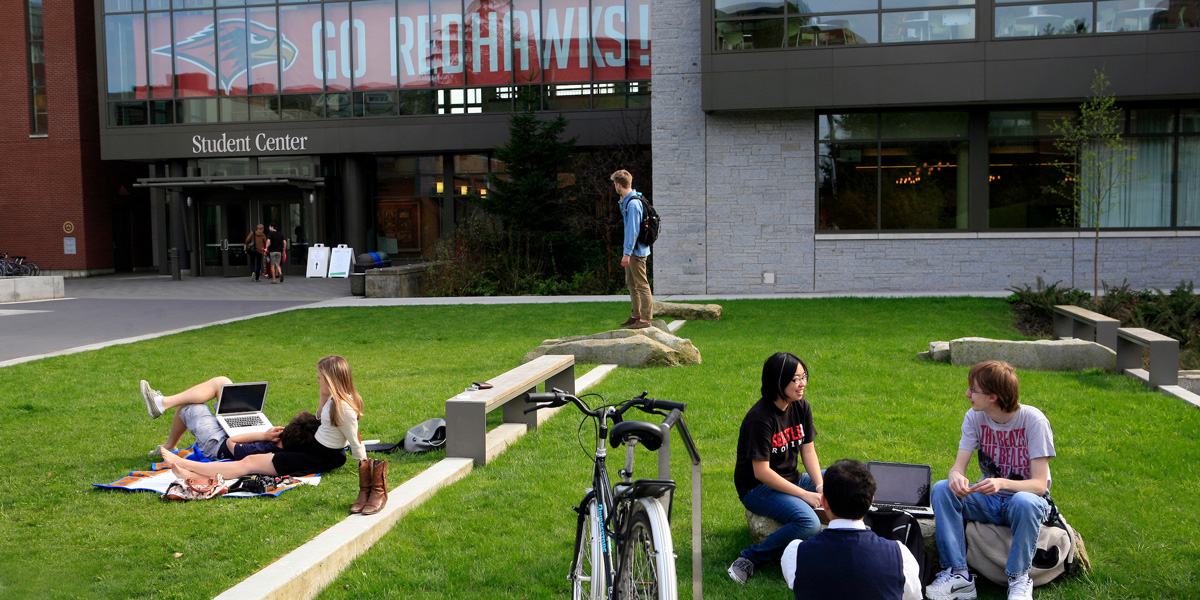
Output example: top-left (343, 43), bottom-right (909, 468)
top-left (2, 299), bottom-right (1196, 599)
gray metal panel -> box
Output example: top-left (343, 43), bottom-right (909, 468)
top-left (99, 109), bottom-right (650, 161)
top-left (703, 32), bottom-right (1200, 111)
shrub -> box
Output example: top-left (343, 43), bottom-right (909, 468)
top-left (1007, 278), bottom-right (1200, 369)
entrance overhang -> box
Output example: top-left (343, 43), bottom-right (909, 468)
top-left (134, 175), bottom-right (325, 191)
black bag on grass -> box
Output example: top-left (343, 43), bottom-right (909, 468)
top-left (864, 507), bottom-right (930, 586)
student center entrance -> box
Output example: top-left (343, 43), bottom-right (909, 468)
top-left (99, 0), bottom-right (652, 277)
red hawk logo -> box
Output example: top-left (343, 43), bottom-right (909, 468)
top-left (153, 19), bottom-right (298, 94)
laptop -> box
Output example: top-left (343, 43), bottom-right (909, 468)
top-left (868, 461), bottom-right (935, 518)
top-left (214, 382), bottom-right (274, 438)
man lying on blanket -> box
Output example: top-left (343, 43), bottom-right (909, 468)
top-left (148, 391), bottom-right (320, 465)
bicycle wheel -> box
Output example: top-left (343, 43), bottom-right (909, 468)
top-left (615, 498), bottom-right (677, 600)
top-left (571, 497), bottom-right (608, 600)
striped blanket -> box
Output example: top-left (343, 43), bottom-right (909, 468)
top-left (94, 445), bottom-right (321, 497)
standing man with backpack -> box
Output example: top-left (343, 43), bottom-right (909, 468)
top-left (611, 169), bottom-right (653, 329)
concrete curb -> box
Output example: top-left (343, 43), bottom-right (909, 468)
top-left (0, 276), bottom-right (64, 303)
top-left (213, 362), bottom-right (619, 600)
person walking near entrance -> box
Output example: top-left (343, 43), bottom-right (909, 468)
top-left (611, 169), bottom-right (653, 329)
top-left (266, 223), bottom-right (288, 283)
top-left (244, 224), bottom-right (268, 282)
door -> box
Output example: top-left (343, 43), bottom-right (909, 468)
top-left (262, 199), bottom-right (308, 275)
top-left (200, 200), bottom-right (252, 277)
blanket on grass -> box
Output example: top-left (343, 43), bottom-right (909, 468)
top-left (94, 445), bottom-right (321, 497)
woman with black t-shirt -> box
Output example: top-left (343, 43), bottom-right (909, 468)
top-left (727, 352), bottom-right (825, 585)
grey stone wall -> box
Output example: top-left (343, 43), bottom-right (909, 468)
top-left (650, 0), bottom-right (707, 294)
top-left (649, 0), bottom-right (1200, 295)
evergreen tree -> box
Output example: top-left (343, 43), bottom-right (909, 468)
top-left (480, 91), bottom-right (578, 233)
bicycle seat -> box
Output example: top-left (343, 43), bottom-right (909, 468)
top-left (609, 420), bottom-right (664, 451)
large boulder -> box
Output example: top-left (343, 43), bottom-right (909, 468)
top-left (525, 326), bottom-right (701, 368)
top-left (949, 338), bottom-right (1116, 372)
top-left (652, 301), bottom-right (722, 321)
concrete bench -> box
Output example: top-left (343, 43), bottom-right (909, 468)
top-left (445, 354), bottom-right (575, 466)
top-left (1053, 305), bottom-right (1119, 350)
top-left (1116, 327), bottom-right (1179, 388)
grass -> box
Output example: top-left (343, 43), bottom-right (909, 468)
top-left (2, 299), bottom-right (1198, 599)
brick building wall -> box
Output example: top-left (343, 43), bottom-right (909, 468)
top-left (0, 0), bottom-right (145, 274)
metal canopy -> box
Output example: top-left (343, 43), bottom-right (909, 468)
top-left (134, 174), bottom-right (325, 191)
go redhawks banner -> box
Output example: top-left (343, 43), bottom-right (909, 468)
top-left (110, 0), bottom-right (650, 98)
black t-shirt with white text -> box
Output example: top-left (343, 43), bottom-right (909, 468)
top-left (733, 397), bottom-right (816, 499)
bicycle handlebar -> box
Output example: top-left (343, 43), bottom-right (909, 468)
top-left (523, 388), bottom-right (686, 419)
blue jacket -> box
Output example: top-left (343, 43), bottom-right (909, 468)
top-left (620, 190), bottom-right (651, 258)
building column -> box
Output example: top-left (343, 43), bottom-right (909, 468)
top-left (341, 156), bottom-right (368, 254)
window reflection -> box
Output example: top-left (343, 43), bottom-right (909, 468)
top-left (995, 3), bottom-right (1092, 37)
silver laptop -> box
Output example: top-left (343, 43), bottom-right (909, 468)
top-left (214, 382), bottom-right (273, 438)
top-left (868, 461), bottom-right (935, 518)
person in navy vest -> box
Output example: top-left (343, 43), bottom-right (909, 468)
top-left (782, 459), bottom-right (922, 600)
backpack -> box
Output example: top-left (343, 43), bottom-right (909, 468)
top-left (863, 507), bottom-right (931, 586)
top-left (404, 417), bottom-right (447, 453)
top-left (631, 194), bottom-right (660, 247)
top-left (965, 510), bottom-right (1088, 587)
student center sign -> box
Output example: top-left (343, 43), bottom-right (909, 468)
top-left (94, 0), bottom-right (1199, 292)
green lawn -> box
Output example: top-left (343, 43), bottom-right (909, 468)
top-left (2, 299), bottom-right (1198, 599)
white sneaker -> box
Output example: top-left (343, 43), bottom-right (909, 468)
top-left (141, 380), bottom-right (164, 419)
top-left (1007, 574), bottom-right (1033, 600)
top-left (926, 568), bottom-right (977, 600)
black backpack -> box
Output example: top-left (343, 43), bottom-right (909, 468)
top-left (863, 507), bottom-right (930, 587)
top-left (632, 194), bottom-right (660, 246)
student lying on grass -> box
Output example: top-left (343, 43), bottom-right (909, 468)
top-left (142, 355), bottom-right (367, 479)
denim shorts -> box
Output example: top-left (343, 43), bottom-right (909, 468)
top-left (178, 404), bottom-right (229, 460)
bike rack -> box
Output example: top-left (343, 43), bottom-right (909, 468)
top-left (658, 412), bottom-right (702, 600)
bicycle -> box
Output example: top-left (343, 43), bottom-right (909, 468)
top-left (524, 388), bottom-right (700, 600)
top-left (1, 252), bottom-right (37, 276)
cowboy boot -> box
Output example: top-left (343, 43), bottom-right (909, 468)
top-left (349, 459), bottom-right (372, 513)
top-left (361, 459), bottom-right (389, 515)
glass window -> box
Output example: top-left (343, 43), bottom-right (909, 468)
top-left (1130, 108), bottom-right (1174, 134)
top-left (1101, 136), bottom-right (1172, 227)
top-left (995, 3), bottom-right (1091, 37)
top-left (716, 19), bottom-right (786, 50)
top-left (882, 8), bottom-right (975, 43)
top-left (988, 139), bottom-right (1071, 228)
top-left (819, 113), bottom-right (878, 140)
top-left (217, 8), bottom-right (250, 95)
top-left (356, 90), bottom-right (400, 117)
top-left (106, 14), bottom-right (146, 101)
top-left (28, 0), bottom-right (47, 134)
top-left (1179, 137), bottom-right (1200, 226)
top-left (792, 0), bottom-right (876, 14)
top-left (881, 111), bottom-right (969, 138)
top-left (791, 14), bottom-right (878, 46)
top-left (354, 0), bottom-right (399, 89)
top-left (279, 3), bottom-right (323, 93)
top-left (178, 97), bottom-right (219, 122)
top-left (432, 0), bottom-right (465, 86)
top-left (398, 0), bottom-right (434, 88)
top-left (819, 142), bottom-right (878, 230)
top-left (198, 158), bottom-right (251, 176)
top-left (248, 95), bottom-right (280, 120)
top-left (880, 141), bottom-right (969, 228)
top-left (323, 3), bottom-right (353, 92)
top-left (716, 0), bottom-right (784, 18)
top-left (147, 12), bottom-right (174, 98)
top-left (174, 11), bottom-right (218, 96)
top-left (1184, 108), bottom-right (1200, 133)
top-left (247, 6), bottom-right (282, 94)
top-left (281, 93), bottom-right (325, 118)
top-left (219, 96), bottom-right (251, 121)
top-left (987, 110), bottom-right (1075, 136)
top-left (259, 156), bottom-right (314, 175)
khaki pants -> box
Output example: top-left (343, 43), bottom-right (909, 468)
top-left (624, 255), bottom-right (653, 321)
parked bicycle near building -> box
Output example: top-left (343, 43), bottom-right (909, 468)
top-left (524, 389), bottom-right (699, 600)
top-left (1, 252), bottom-right (40, 276)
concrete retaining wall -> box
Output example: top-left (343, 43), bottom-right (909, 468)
top-left (365, 265), bottom-right (427, 298)
top-left (0, 276), bottom-right (64, 303)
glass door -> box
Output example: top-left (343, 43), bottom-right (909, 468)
top-left (199, 200), bottom-right (252, 277)
top-left (262, 199), bottom-right (307, 275)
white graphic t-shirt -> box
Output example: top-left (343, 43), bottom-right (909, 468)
top-left (958, 405), bottom-right (1055, 497)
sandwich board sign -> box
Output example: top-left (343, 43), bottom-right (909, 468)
top-left (306, 243), bottom-right (331, 278)
top-left (328, 244), bottom-right (354, 278)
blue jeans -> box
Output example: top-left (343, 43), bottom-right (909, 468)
top-left (931, 479), bottom-right (1050, 577)
top-left (739, 475), bottom-right (821, 566)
